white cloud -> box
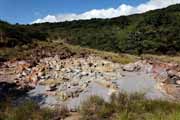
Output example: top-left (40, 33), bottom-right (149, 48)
top-left (32, 0), bottom-right (180, 23)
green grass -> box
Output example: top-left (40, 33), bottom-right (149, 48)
top-left (0, 100), bottom-right (70, 120)
top-left (1, 92), bottom-right (180, 120)
top-left (79, 92), bottom-right (180, 120)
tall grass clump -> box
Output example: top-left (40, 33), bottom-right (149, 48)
top-left (79, 92), bottom-right (180, 120)
top-left (0, 100), bottom-right (70, 120)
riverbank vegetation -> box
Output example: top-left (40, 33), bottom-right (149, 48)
top-left (0, 100), bottom-right (70, 120)
top-left (1, 92), bottom-right (180, 120)
top-left (79, 92), bottom-right (180, 120)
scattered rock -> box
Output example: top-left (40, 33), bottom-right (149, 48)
top-left (122, 63), bottom-right (141, 72)
top-left (3, 55), bottom-right (180, 103)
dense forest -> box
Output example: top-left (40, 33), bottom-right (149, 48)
top-left (0, 4), bottom-right (180, 54)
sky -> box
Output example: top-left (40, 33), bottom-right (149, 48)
top-left (0, 0), bottom-right (180, 24)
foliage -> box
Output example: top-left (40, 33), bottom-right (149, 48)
top-left (79, 92), bottom-right (180, 120)
top-left (0, 4), bottom-right (180, 55)
top-left (31, 4), bottom-right (180, 55)
top-left (0, 100), bottom-right (51, 120)
top-left (0, 20), bottom-right (48, 47)
top-left (0, 100), bottom-right (70, 120)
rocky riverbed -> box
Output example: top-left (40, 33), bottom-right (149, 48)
top-left (1, 55), bottom-right (180, 110)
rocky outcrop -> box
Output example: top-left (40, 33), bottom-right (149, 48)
top-left (2, 55), bottom-right (180, 104)
top-left (4, 55), bottom-right (123, 101)
top-left (121, 60), bottom-right (180, 98)
top-left (122, 60), bottom-right (180, 86)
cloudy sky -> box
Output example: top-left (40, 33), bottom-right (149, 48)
top-left (0, 0), bottom-right (180, 24)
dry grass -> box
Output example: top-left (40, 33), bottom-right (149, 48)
top-left (66, 43), bottom-right (138, 64)
top-left (91, 50), bottom-right (138, 64)
top-left (0, 41), bottom-right (152, 65)
top-left (0, 100), bottom-right (70, 120)
top-left (79, 92), bottom-right (180, 120)
top-left (142, 54), bottom-right (180, 64)
top-left (39, 79), bottom-right (62, 86)
top-left (1, 41), bottom-right (180, 65)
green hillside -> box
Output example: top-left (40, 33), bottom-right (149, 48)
top-left (0, 4), bottom-right (180, 55)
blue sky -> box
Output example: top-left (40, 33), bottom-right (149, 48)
top-left (0, 0), bottom-right (148, 24)
top-left (0, 0), bottom-right (179, 24)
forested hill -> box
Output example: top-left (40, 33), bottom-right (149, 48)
top-left (0, 4), bottom-right (180, 54)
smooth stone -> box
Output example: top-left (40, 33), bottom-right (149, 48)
top-left (176, 80), bottom-right (180, 85)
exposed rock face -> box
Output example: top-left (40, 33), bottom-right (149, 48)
top-left (122, 60), bottom-right (180, 85)
top-left (120, 60), bottom-right (180, 99)
top-left (151, 62), bottom-right (180, 84)
top-left (144, 60), bottom-right (180, 99)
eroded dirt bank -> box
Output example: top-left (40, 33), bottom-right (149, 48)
top-left (0, 54), bottom-right (180, 110)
